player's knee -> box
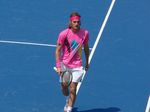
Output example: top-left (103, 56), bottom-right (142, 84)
top-left (62, 91), bottom-right (69, 96)
top-left (61, 88), bottom-right (69, 96)
top-left (62, 90), bottom-right (69, 96)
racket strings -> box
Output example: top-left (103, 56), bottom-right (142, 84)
top-left (62, 71), bottom-right (72, 86)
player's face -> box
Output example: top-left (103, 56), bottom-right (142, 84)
top-left (71, 20), bottom-right (81, 32)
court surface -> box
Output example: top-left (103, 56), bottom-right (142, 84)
top-left (0, 0), bottom-right (150, 112)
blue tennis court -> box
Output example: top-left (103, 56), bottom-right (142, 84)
top-left (0, 0), bottom-right (150, 112)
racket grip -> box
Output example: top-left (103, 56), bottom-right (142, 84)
top-left (53, 67), bottom-right (57, 72)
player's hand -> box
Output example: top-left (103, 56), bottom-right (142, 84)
top-left (56, 67), bottom-right (62, 76)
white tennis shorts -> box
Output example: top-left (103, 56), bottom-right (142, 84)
top-left (60, 63), bottom-right (84, 83)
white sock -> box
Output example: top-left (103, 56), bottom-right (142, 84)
top-left (67, 106), bottom-right (72, 112)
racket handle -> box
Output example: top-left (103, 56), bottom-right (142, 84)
top-left (53, 67), bottom-right (57, 72)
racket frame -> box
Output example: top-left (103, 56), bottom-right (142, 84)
top-left (61, 70), bottom-right (72, 86)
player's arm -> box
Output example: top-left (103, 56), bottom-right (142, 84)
top-left (55, 43), bottom-right (62, 75)
top-left (84, 43), bottom-right (89, 71)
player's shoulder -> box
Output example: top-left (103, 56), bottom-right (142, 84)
top-left (80, 28), bottom-right (89, 35)
top-left (59, 28), bottom-right (69, 36)
top-left (80, 28), bottom-right (89, 33)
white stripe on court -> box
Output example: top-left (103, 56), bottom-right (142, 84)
top-left (145, 95), bottom-right (150, 112)
top-left (0, 40), bottom-right (92, 50)
top-left (0, 40), bottom-right (56, 47)
top-left (76, 0), bottom-right (116, 94)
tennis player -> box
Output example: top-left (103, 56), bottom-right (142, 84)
top-left (55, 12), bottom-right (89, 112)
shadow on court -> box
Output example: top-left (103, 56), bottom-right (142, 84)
top-left (73, 107), bottom-right (121, 112)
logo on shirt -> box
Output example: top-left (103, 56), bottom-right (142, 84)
top-left (71, 40), bottom-right (78, 50)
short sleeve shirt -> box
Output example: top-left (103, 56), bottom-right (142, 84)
top-left (57, 28), bottom-right (89, 68)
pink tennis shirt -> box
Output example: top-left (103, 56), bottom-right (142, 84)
top-left (57, 28), bottom-right (89, 68)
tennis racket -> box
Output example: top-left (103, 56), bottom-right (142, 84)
top-left (53, 67), bottom-right (72, 86)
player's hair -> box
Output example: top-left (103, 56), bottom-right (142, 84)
top-left (68, 12), bottom-right (81, 29)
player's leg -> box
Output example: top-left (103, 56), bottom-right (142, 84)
top-left (65, 67), bottom-right (84, 112)
top-left (61, 82), bottom-right (69, 96)
top-left (67, 82), bottom-right (78, 112)
top-left (61, 83), bottom-right (69, 112)
top-left (68, 82), bottom-right (78, 106)
top-left (66, 68), bottom-right (84, 111)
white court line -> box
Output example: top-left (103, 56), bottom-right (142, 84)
top-left (145, 95), bottom-right (150, 112)
top-left (0, 40), bottom-right (92, 50)
top-left (0, 40), bottom-right (56, 47)
top-left (76, 0), bottom-right (116, 94)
